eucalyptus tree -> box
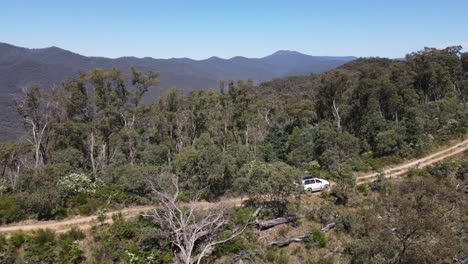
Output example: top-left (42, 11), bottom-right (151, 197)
top-left (316, 69), bottom-right (354, 129)
top-left (15, 85), bottom-right (55, 168)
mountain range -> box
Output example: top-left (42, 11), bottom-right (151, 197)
top-left (0, 42), bottom-right (356, 140)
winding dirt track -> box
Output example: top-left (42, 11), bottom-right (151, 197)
top-left (0, 139), bottom-right (466, 235)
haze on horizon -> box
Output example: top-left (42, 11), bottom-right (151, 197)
top-left (1, 0), bottom-right (467, 59)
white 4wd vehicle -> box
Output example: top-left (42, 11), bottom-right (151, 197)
top-left (303, 178), bottom-right (330, 192)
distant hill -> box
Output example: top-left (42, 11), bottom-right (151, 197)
top-left (0, 42), bottom-right (356, 140)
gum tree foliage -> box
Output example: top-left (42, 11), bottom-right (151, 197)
top-left (347, 177), bottom-right (466, 264)
top-left (235, 160), bottom-right (302, 216)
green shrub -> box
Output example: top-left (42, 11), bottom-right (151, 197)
top-left (57, 230), bottom-right (84, 264)
top-left (316, 203), bottom-right (336, 224)
top-left (16, 188), bottom-right (63, 220)
top-left (370, 174), bottom-right (392, 194)
top-left (230, 207), bottom-right (256, 226)
top-left (305, 209), bottom-right (315, 221)
top-left (103, 165), bottom-right (158, 195)
top-left (30, 228), bottom-right (55, 245)
top-left (0, 195), bottom-right (24, 224)
top-left (336, 212), bottom-right (361, 234)
top-left (58, 172), bottom-right (96, 196)
top-left (428, 161), bottom-right (454, 179)
top-left (24, 229), bottom-right (56, 263)
top-left (330, 183), bottom-right (354, 206)
top-left (59, 227), bottom-right (85, 242)
top-left (97, 209), bottom-right (107, 225)
top-left (356, 184), bottom-right (371, 195)
top-left (10, 231), bottom-right (27, 248)
top-left (307, 228), bottom-right (327, 248)
top-left (264, 248), bottom-right (289, 264)
top-left (67, 185), bottom-right (148, 216)
top-left (265, 247), bottom-right (278, 262)
top-left (407, 168), bottom-right (430, 178)
top-left (213, 236), bottom-right (248, 257)
top-left (177, 191), bottom-right (191, 203)
top-left (57, 240), bottom-right (83, 264)
top-left (0, 234), bottom-right (7, 250)
top-left (456, 160), bottom-right (467, 180)
top-left (110, 217), bottom-right (139, 240)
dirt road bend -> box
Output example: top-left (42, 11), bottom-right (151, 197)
top-left (0, 139), bottom-right (466, 235)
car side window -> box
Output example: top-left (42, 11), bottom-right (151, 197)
top-left (310, 180), bottom-right (315, 184)
top-left (316, 180), bottom-right (321, 183)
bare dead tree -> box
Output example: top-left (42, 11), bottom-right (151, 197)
top-left (15, 85), bottom-right (53, 168)
top-left (147, 174), bottom-right (249, 264)
top-left (332, 96), bottom-right (341, 128)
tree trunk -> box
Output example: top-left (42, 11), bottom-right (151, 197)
top-left (256, 215), bottom-right (304, 231)
top-left (321, 220), bottom-right (336, 232)
top-left (270, 235), bottom-right (307, 247)
top-left (90, 131), bottom-right (97, 175)
top-left (332, 98), bottom-right (341, 128)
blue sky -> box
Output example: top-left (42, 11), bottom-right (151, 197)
top-left (1, 0), bottom-right (467, 59)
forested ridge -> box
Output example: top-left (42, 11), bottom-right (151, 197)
top-left (0, 46), bottom-right (467, 263)
top-left (0, 42), bottom-right (356, 141)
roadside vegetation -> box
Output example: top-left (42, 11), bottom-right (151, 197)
top-left (0, 155), bottom-right (466, 263)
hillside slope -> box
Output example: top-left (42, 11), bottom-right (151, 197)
top-left (1, 138), bottom-right (465, 235)
top-left (0, 43), bottom-right (356, 140)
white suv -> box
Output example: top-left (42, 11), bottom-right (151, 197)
top-left (303, 178), bottom-right (330, 192)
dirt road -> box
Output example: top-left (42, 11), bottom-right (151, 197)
top-left (0, 139), bottom-right (466, 235)
top-left (0, 198), bottom-right (242, 235)
top-left (356, 138), bottom-right (468, 184)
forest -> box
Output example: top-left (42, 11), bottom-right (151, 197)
top-left (0, 46), bottom-right (467, 263)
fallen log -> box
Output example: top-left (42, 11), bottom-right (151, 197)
top-left (454, 252), bottom-right (468, 264)
top-left (256, 215), bottom-right (304, 230)
top-left (321, 221), bottom-right (336, 232)
top-left (270, 235), bottom-right (307, 247)
top-left (252, 207), bottom-right (262, 218)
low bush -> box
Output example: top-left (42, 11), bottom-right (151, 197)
top-left (356, 184), bottom-right (371, 195)
top-left (336, 212), bottom-right (361, 234)
top-left (0, 234), bottom-right (7, 249)
top-left (456, 160), bottom-right (467, 180)
top-left (23, 229), bottom-right (56, 263)
top-left (370, 174), bottom-right (393, 194)
top-left (10, 231), bottom-right (27, 248)
top-left (428, 161), bottom-right (455, 179)
top-left (306, 228), bottom-right (327, 248)
top-left (0, 195), bottom-right (24, 224)
top-left (213, 236), bottom-right (248, 257)
top-left (16, 187), bottom-right (63, 220)
top-left (407, 168), bottom-right (430, 178)
top-left (57, 228), bottom-right (86, 264)
top-left (264, 248), bottom-right (289, 264)
top-left (58, 172), bottom-right (96, 196)
top-left (315, 203), bottom-right (336, 225)
top-left (330, 183), bottom-right (354, 206)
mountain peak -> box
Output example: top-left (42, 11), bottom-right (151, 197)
top-left (269, 50), bottom-right (304, 56)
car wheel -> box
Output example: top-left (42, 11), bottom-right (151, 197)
top-left (305, 188), bottom-right (313, 194)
